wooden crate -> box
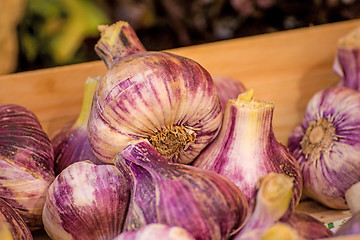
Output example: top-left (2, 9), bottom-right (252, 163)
top-left (1, 19), bottom-right (360, 239)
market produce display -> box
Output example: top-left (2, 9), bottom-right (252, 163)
top-left (1, 20), bottom-right (360, 239)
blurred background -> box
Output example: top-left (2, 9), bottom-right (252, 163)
top-left (1, 0), bottom-right (360, 75)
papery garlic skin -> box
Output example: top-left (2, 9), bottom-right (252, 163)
top-left (113, 223), bottom-right (195, 240)
top-left (288, 86), bottom-right (360, 209)
top-left (0, 198), bottom-right (33, 240)
top-left (88, 21), bottom-right (223, 165)
top-left (193, 91), bottom-right (303, 208)
top-left (0, 104), bottom-right (55, 230)
top-left (42, 161), bottom-right (130, 240)
top-left (89, 51), bottom-right (222, 164)
top-left (52, 76), bottom-right (102, 175)
top-left (114, 139), bottom-right (248, 240)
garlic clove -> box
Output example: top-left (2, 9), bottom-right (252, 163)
top-left (88, 21), bottom-right (223, 164)
top-left (288, 86), bottom-right (360, 209)
top-left (113, 223), bottom-right (195, 240)
top-left (193, 90), bottom-right (303, 209)
top-left (0, 104), bottom-right (55, 230)
top-left (0, 198), bottom-right (33, 240)
top-left (345, 181), bottom-right (360, 214)
top-left (42, 161), bottom-right (130, 240)
top-left (114, 139), bottom-right (248, 240)
top-left (51, 76), bottom-right (103, 175)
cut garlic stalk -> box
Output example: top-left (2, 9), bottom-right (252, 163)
top-left (193, 90), bottom-right (303, 208)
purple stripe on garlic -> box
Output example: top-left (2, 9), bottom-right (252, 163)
top-left (193, 90), bottom-right (303, 209)
top-left (288, 86), bottom-right (360, 209)
top-left (42, 161), bottom-right (130, 240)
top-left (114, 139), bottom-right (248, 240)
top-left (88, 21), bottom-right (223, 164)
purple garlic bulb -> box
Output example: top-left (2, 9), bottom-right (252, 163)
top-left (0, 198), bottom-right (33, 240)
top-left (0, 104), bottom-right (55, 230)
top-left (42, 161), bottom-right (130, 240)
top-left (88, 21), bottom-right (223, 165)
top-left (288, 86), bottom-right (360, 209)
top-left (51, 76), bottom-right (102, 175)
top-left (212, 76), bottom-right (246, 112)
top-left (114, 139), bottom-right (249, 240)
top-left (192, 90), bottom-right (303, 209)
top-left (113, 223), bottom-right (195, 240)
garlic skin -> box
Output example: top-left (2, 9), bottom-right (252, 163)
top-left (0, 104), bottom-right (55, 230)
top-left (113, 224), bottom-right (195, 240)
top-left (288, 86), bottom-right (360, 209)
top-left (114, 139), bottom-right (248, 240)
top-left (212, 76), bottom-right (246, 111)
top-left (88, 21), bottom-right (223, 164)
top-left (193, 90), bottom-right (303, 208)
top-left (0, 198), bottom-right (33, 240)
top-left (52, 76), bottom-right (102, 175)
top-left (42, 161), bottom-right (130, 240)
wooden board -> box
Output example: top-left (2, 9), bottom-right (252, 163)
top-left (1, 19), bottom-right (360, 238)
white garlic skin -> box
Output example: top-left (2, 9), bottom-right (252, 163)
top-left (88, 51), bottom-right (222, 164)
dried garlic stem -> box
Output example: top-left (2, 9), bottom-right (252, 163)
top-left (261, 223), bottom-right (303, 240)
top-left (95, 21), bottom-right (146, 69)
top-left (74, 76), bottom-right (101, 128)
top-left (333, 26), bottom-right (360, 90)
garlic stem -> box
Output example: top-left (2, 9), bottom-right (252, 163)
top-left (345, 181), bottom-right (360, 214)
top-left (333, 26), bottom-right (360, 90)
top-left (74, 76), bottom-right (100, 128)
top-left (261, 223), bottom-right (303, 240)
top-left (95, 21), bottom-right (146, 69)
top-left (235, 173), bottom-right (293, 239)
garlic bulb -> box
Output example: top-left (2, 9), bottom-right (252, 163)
top-left (113, 224), bottom-right (195, 240)
top-left (52, 76), bottom-right (102, 175)
top-left (333, 26), bottom-right (360, 90)
top-left (114, 139), bottom-right (249, 240)
top-left (42, 161), bottom-right (130, 240)
top-left (233, 173), bottom-right (294, 240)
top-left (212, 76), bottom-right (246, 112)
top-left (0, 198), bottom-right (33, 240)
top-left (193, 90), bottom-right (303, 208)
top-left (0, 104), bottom-right (55, 230)
top-left (345, 181), bottom-right (360, 214)
top-left (288, 86), bottom-right (360, 209)
top-left (88, 21), bottom-right (223, 164)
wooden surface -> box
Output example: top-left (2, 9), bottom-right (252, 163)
top-left (1, 19), bottom-right (360, 237)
